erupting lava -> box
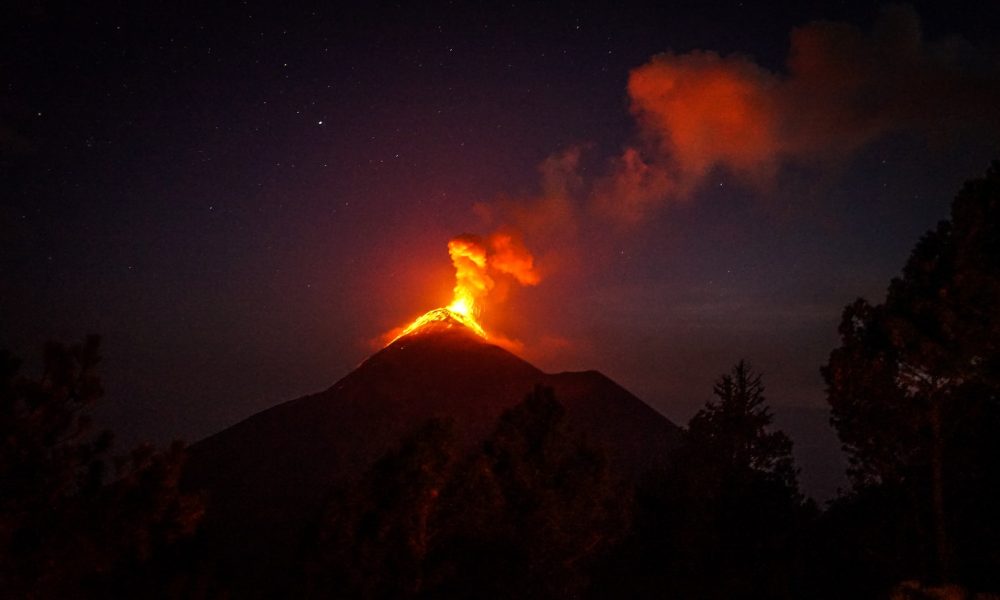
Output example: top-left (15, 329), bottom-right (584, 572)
top-left (388, 234), bottom-right (539, 345)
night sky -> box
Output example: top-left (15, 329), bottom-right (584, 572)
top-left (4, 1), bottom-right (1000, 500)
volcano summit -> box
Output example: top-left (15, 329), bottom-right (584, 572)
top-left (389, 306), bottom-right (488, 342)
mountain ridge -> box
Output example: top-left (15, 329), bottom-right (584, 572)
top-left (183, 326), bottom-right (680, 596)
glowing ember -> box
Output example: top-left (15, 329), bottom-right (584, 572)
top-left (388, 234), bottom-right (538, 345)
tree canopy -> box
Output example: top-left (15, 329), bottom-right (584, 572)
top-left (688, 360), bottom-right (798, 491)
top-left (304, 385), bottom-right (629, 599)
top-left (823, 161), bottom-right (1000, 587)
top-left (0, 337), bottom-right (204, 597)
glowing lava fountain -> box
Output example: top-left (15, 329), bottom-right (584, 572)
top-left (389, 234), bottom-right (538, 345)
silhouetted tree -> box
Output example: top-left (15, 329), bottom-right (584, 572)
top-left (0, 336), bottom-right (204, 598)
top-left (616, 361), bottom-right (807, 600)
top-left (686, 361), bottom-right (804, 598)
top-left (823, 162), bottom-right (1000, 588)
top-left (303, 418), bottom-right (458, 599)
top-left (305, 386), bottom-right (629, 599)
top-left (688, 360), bottom-right (798, 490)
top-left (426, 385), bottom-right (630, 599)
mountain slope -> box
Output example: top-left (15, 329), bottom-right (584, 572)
top-left (183, 326), bottom-right (680, 594)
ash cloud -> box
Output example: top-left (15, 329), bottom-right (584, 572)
top-left (502, 5), bottom-right (1000, 232)
top-left (604, 4), bottom-right (1000, 223)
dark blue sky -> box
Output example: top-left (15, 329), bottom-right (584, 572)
top-left (3, 1), bottom-right (999, 499)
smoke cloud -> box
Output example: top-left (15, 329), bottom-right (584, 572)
top-left (487, 233), bottom-right (542, 286)
top-left (447, 233), bottom-right (540, 288)
top-left (503, 4), bottom-right (1000, 230)
top-left (596, 4), bottom-right (1000, 224)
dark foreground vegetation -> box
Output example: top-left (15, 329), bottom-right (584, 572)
top-left (3, 164), bottom-right (1000, 598)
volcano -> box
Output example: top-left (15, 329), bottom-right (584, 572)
top-left (183, 323), bottom-right (680, 594)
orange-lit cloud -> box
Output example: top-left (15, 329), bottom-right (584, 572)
top-left (487, 232), bottom-right (541, 286)
top-left (475, 146), bottom-right (585, 243)
top-left (590, 4), bottom-right (1000, 225)
top-left (593, 146), bottom-right (675, 226)
top-left (628, 50), bottom-right (781, 191)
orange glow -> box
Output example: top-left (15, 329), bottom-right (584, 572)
top-left (627, 51), bottom-right (781, 192)
top-left (487, 233), bottom-right (540, 285)
top-left (388, 234), bottom-right (539, 345)
top-left (444, 236), bottom-right (493, 324)
top-left (389, 306), bottom-right (487, 343)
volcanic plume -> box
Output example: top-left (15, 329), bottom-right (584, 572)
top-left (387, 233), bottom-right (540, 345)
